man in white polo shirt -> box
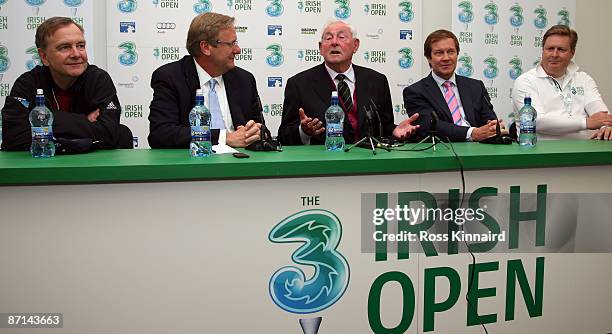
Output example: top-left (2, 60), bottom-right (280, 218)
top-left (512, 25), bottom-right (612, 140)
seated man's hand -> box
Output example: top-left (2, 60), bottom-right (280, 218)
top-left (471, 120), bottom-right (502, 142)
top-left (299, 108), bottom-right (325, 137)
top-left (226, 120), bottom-right (262, 147)
top-left (392, 113), bottom-right (420, 140)
top-left (586, 111), bottom-right (612, 130)
top-left (590, 126), bottom-right (612, 140)
top-left (88, 109), bottom-right (100, 123)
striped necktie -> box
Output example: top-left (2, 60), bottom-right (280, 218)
top-left (336, 74), bottom-right (359, 140)
top-left (443, 80), bottom-right (463, 125)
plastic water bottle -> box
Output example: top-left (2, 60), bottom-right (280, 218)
top-left (29, 89), bottom-right (55, 157)
top-left (325, 91), bottom-right (345, 151)
top-left (518, 96), bottom-right (537, 147)
top-left (189, 89), bottom-right (212, 157)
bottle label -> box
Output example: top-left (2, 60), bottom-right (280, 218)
top-left (326, 123), bottom-right (343, 137)
top-left (31, 127), bottom-right (53, 140)
top-left (521, 125), bottom-right (536, 134)
top-left (191, 126), bottom-right (211, 141)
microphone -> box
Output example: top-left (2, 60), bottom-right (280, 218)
top-left (480, 93), bottom-right (513, 145)
top-left (245, 95), bottom-right (282, 151)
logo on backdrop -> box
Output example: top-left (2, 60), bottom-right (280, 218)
top-left (398, 1), bottom-right (414, 22)
top-left (0, 0), bottom-right (7, 10)
top-left (153, 47), bottom-right (179, 61)
top-left (63, 0), bottom-right (83, 16)
top-left (457, 54), bottom-right (473, 77)
top-left (235, 48), bottom-right (252, 61)
top-left (118, 41), bottom-right (138, 66)
top-left (193, 0), bottom-right (212, 14)
top-left (120, 21), bottom-right (136, 33)
top-left (267, 25), bottom-right (282, 36)
top-left (117, 0), bottom-right (137, 13)
top-left (0, 44), bottom-right (10, 81)
top-left (267, 76), bottom-right (282, 88)
top-left (483, 56), bottom-right (498, 82)
top-left (156, 21), bottom-right (176, 33)
top-left (334, 0), bottom-right (351, 19)
top-left (227, 0), bottom-right (252, 11)
top-left (297, 0), bottom-right (321, 13)
top-left (269, 209), bottom-right (350, 314)
top-left (25, 46), bottom-right (41, 70)
top-left (263, 103), bottom-right (282, 117)
top-left (266, 0), bottom-right (283, 17)
top-left (152, 0), bottom-right (178, 9)
top-left (25, 0), bottom-right (45, 16)
top-left (266, 44), bottom-right (283, 67)
top-left (483, 2), bottom-right (499, 31)
top-left (533, 5), bottom-right (548, 30)
top-left (457, 0), bottom-right (474, 30)
top-left (364, 50), bottom-right (386, 64)
top-left (398, 48), bottom-right (413, 69)
top-left (558, 7), bottom-right (570, 26)
top-left (363, 3), bottom-right (386, 16)
top-left (399, 29), bottom-right (412, 40)
top-left (508, 57), bottom-right (523, 80)
top-left (509, 3), bottom-right (524, 31)
top-left (297, 49), bottom-right (321, 63)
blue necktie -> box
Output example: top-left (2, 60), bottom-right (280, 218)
top-left (208, 79), bottom-right (226, 130)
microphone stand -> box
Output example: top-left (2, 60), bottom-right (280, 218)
top-left (408, 110), bottom-right (448, 151)
top-left (245, 95), bottom-right (283, 152)
top-left (480, 94), bottom-right (513, 145)
top-left (344, 104), bottom-right (388, 155)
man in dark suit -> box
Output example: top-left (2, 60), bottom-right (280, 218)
top-left (148, 12), bottom-right (262, 148)
top-left (278, 21), bottom-right (419, 145)
top-left (403, 29), bottom-right (500, 142)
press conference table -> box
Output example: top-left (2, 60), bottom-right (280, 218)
top-left (1, 139), bottom-right (611, 185)
top-left (1, 140), bottom-right (612, 334)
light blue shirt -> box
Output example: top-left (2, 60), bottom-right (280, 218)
top-left (431, 71), bottom-right (474, 140)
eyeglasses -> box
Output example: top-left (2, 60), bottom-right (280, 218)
top-left (214, 39), bottom-right (239, 47)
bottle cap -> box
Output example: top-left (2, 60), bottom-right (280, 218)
top-left (331, 91), bottom-right (338, 98)
top-left (196, 89), bottom-right (203, 96)
top-left (524, 96), bottom-right (532, 104)
top-left (36, 88), bottom-right (43, 95)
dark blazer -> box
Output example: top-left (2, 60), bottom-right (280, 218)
top-left (1, 64), bottom-right (132, 151)
top-left (148, 55), bottom-right (263, 148)
top-left (278, 63), bottom-right (397, 145)
top-left (402, 73), bottom-right (497, 142)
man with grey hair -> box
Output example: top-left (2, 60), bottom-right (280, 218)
top-left (148, 12), bottom-right (262, 148)
top-left (278, 20), bottom-right (419, 145)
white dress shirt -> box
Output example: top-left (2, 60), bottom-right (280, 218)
top-left (194, 59), bottom-right (234, 144)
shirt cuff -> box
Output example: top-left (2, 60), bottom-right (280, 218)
top-left (299, 125), bottom-right (311, 145)
top-left (466, 127), bottom-right (475, 142)
top-left (218, 129), bottom-right (227, 145)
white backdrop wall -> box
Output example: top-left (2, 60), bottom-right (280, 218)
top-left (106, 0), bottom-right (423, 148)
top-left (451, 0), bottom-right (576, 120)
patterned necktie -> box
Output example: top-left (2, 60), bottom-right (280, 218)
top-left (208, 79), bottom-right (226, 130)
top-left (336, 74), bottom-right (359, 139)
top-left (443, 81), bottom-right (463, 125)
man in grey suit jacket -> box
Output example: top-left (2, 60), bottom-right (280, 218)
top-left (148, 12), bottom-right (262, 148)
top-left (278, 21), bottom-right (419, 145)
top-left (403, 30), bottom-right (500, 142)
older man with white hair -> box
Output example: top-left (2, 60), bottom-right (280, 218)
top-left (278, 20), bottom-right (419, 145)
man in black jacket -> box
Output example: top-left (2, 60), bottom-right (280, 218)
top-left (278, 21), bottom-right (419, 145)
top-left (1, 17), bottom-right (133, 151)
top-left (148, 12), bottom-right (262, 148)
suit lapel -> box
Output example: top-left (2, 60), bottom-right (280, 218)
top-left (455, 75), bottom-right (475, 124)
top-left (353, 65), bottom-right (367, 131)
top-left (423, 74), bottom-right (453, 121)
top-left (312, 63), bottom-right (335, 106)
top-left (223, 69), bottom-right (245, 126)
top-left (183, 56), bottom-right (200, 99)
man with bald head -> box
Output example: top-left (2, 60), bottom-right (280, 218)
top-left (278, 21), bottom-right (419, 145)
